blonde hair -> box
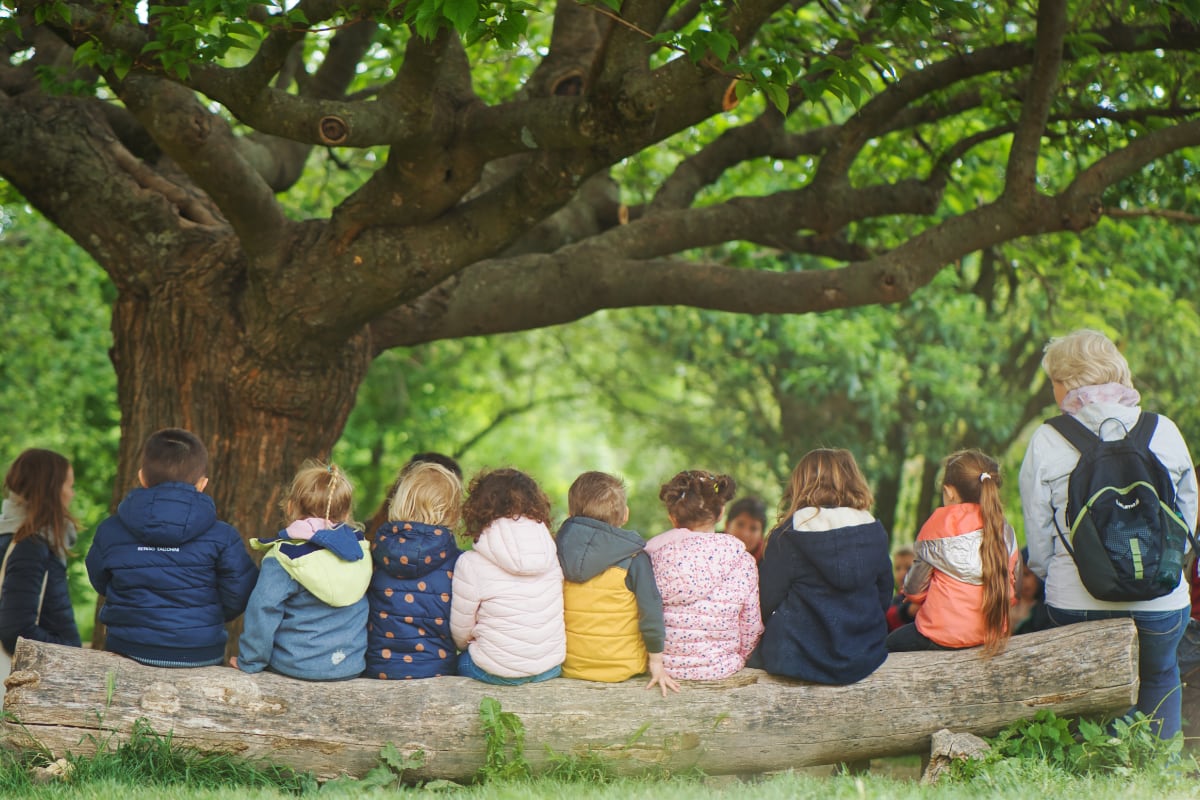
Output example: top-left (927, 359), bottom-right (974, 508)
top-left (778, 449), bottom-right (873, 526)
top-left (387, 462), bottom-right (462, 528)
top-left (942, 449), bottom-right (1010, 657)
top-left (1041, 329), bottom-right (1133, 391)
top-left (283, 460), bottom-right (353, 523)
top-left (568, 471), bottom-right (627, 526)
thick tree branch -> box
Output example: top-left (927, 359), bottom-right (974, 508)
top-left (813, 21), bottom-right (1198, 188)
top-left (1004, 0), bottom-right (1068, 206)
top-left (369, 117), bottom-right (1200, 349)
top-left (0, 94), bottom-right (227, 288)
top-left (119, 75), bottom-right (289, 260)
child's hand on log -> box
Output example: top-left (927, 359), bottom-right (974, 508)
top-left (645, 652), bottom-right (680, 696)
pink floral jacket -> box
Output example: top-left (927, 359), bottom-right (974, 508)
top-left (644, 528), bottom-right (763, 680)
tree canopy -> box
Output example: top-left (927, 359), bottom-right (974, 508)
top-left (1, 0), bottom-right (1198, 552)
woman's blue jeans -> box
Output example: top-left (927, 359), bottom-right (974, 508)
top-left (1047, 605), bottom-right (1189, 739)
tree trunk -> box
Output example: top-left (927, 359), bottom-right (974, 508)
top-left (92, 249), bottom-right (372, 649)
top-left (6, 620), bottom-right (1137, 782)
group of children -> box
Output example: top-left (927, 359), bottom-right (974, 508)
top-left (4, 426), bottom-right (1024, 692)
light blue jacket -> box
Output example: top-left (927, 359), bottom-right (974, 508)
top-left (237, 524), bottom-right (370, 680)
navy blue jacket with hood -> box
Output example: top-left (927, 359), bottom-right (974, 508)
top-left (86, 482), bottom-right (258, 666)
top-left (758, 507), bottom-right (893, 684)
top-left (366, 521), bottom-right (460, 679)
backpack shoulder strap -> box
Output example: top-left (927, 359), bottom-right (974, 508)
top-left (1045, 414), bottom-right (1100, 455)
top-left (1127, 412), bottom-right (1159, 450)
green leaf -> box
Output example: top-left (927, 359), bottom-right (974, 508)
top-left (443, 0), bottom-right (479, 32)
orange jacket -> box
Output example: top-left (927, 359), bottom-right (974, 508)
top-left (904, 504), bottom-right (1019, 648)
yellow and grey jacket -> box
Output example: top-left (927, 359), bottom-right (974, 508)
top-left (556, 516), bottom-right (665, 682)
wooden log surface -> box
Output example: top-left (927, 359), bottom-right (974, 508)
top-left (2, 619), bottom-right (1138, 781)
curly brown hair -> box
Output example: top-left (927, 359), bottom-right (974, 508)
top-left (462, 468), bottom-right (552, 541)
top-left (659, 470), bottom-right (736, 529)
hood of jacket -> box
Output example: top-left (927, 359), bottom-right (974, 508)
top-left (116, 483), bottom-right (218, 547)
top-left (0, 498), bottom-right (25, 538)
top-left (915, 504), bottom-right (1016, 586)
top-left (252, 522), bottom-right (371, 606)
top-left (644, 527), bottom-right (749, 603)
top-left (473, 516), bottom-right (558, 576)
top-left (776, 508), bottom-right (887, 593)
top-left (556, 516), bottom-right (646, 583)
top-left (372, 520), bottom-right (459, 578)
top-left (1070, 400), bottom-right (1142, 439)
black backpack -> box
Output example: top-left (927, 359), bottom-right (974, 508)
top-left (1048, 412), bottom-right (1195, 602)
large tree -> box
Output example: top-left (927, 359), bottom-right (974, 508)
top-left (2, 0), bottom-right (1198, 552)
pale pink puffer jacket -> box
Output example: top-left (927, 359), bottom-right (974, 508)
top-left (450, 516), bottom-right (565, 678)
top-left (644, 528), bottom-right (763, 680)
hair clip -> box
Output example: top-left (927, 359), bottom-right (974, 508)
top-left (979, 472), bottom-right (992, 482)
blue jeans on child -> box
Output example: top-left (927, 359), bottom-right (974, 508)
top-left (457, 649), bottom-right (561, 685)
top-left (1047, 605), bottom-right (1189, 739)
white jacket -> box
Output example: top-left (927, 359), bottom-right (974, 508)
top-left (1019, 401), bottom-right (1197, 612)
top-left (450, 516), bottom-right (565, 678)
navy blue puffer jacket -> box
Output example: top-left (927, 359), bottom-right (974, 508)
top-left (366, 521), bottom-right (460, 679)
top-left (86, 482), bottom-right (258, 666)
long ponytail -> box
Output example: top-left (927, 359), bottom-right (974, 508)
top-left (943, 450), bottom-right (1011, 656)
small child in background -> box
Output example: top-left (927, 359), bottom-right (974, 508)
top-left (888, 450), bottom-right (1019, 654)
top-left (451, 468), bottom-right (564, 684)
top-left (886, 545), bottom-right (920, 632)
top-left (366, 462), bottom-right (462, 679)
top-left (724, 497), bottom-right (768, 563)
top-left (556, 471), bottom-right (679, 695)
top-left (365, 453), bottom-right (463, 538)
top-left (88, 428), bottom-right (256, 667)
top-left (645, 470), bottom-right (762, 681)
top-left (236, 461), bottom-right (371, 680)
top-left (757, 449), bottom-right (893, 684)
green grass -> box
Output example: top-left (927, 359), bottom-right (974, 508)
top-left (0, 765), bottom-right (1198, 800)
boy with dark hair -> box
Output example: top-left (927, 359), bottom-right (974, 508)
top-left (556, 471), bottom-right (678, 694)
top-left (86, 428), bottom-right (257, 667)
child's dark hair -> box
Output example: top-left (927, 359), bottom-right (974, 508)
top-left (366, 451), bottom-right (463, 536)
top-left (725, 497), bottom-right (767, 531)
top-left (660, 470), bottom-right (736, 529)
top-left (462, 468), bottom-right (552, 541)
top-left (943, 449), bottom-right (1010, 656)
top-left (141, 428), bottom-right (208, 486)
top-left (4, 448), bottom-right (77, 556)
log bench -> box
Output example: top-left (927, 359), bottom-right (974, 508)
top-left (2, 619), bottom-right (1138, 782)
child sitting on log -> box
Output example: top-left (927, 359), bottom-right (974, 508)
top-left (450, 468), bottom-right (565, 685)
top-left (556, 471), bottom-right (679, 695)
top-left (234, 461), bottom-right (371, 680)
top-left (644, 470), bottom-right (762, 680)
top-left (887, 450), bottom-right (1019, 654)
top-left (87, 428), bottom-right (257, 668)
top-left (365, 461), bottom-right (462, 679)
top-left (755, 449), bottom-right (893, 683)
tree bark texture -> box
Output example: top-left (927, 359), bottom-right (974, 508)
top-left (4, 620), bottom-right (1138, 781)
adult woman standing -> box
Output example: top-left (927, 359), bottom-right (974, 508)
top-left (1019, 329), bottom-right (1196, 738)
top-left (0, 449), bottom-right (83, 678)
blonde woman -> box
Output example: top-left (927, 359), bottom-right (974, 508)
top-left (1019, 329), bottom-right (1197, 738)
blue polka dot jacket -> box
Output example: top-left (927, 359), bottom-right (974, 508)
top-left (366, 521), bottom-right (461, 679)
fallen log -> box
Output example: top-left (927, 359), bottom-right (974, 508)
top-left (2, 619), bottom-right (1137, 782)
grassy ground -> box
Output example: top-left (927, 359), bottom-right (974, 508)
top-left (2, 760), bottom-right (1198, 800)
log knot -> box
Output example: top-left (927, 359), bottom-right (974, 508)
top-left (318, 116), bottom-right (350, 145)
